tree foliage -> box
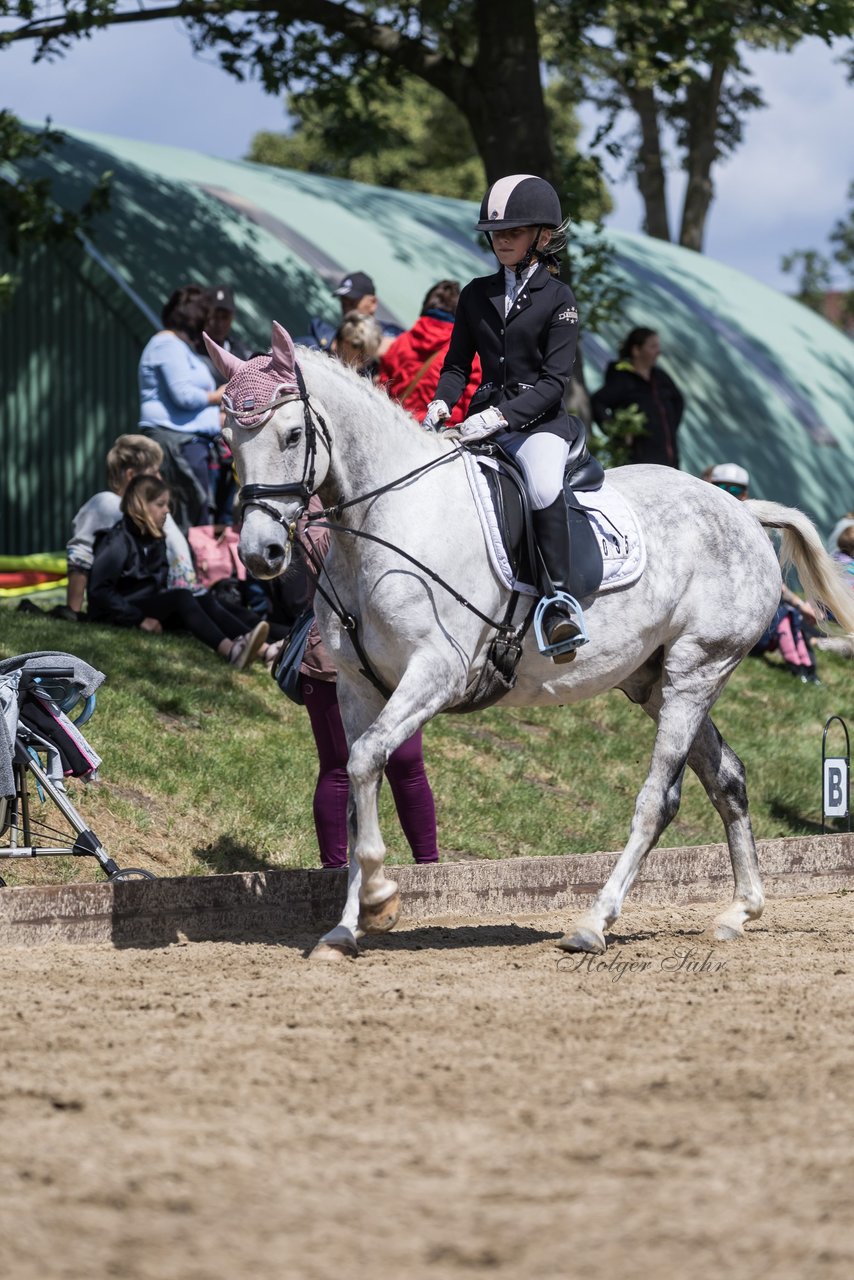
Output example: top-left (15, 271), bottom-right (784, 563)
top-left (247, 73), bottom-right (611, 222)
top-left (3, 0), bottom-right (851, 263)
top-left (0, 111), bottom-right (111, 302)
top-left (248, 78), bottom-right (486, 201)
top-left (781, 181), bottom-right (854, 329)
top-left (546, 0), bottom-right (854, 250)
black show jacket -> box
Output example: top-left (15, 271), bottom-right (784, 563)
top-left (435, 264), bottom-right (579, 437)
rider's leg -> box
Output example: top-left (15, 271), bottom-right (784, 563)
top-left (531, 497), bottom-right (582, 644)
top-left (502, 430), bottom-right (580, 655)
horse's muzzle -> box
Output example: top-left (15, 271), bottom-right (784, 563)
top-left (239, 511), bottom-right (294, 579)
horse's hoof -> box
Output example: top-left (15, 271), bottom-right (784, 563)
top-left (309, 940), bottom-right (358, 963)
top-left (556, 927), bottom-right (606, 954)
top-left (358, 890), bottom-right (402, 935)
top-left (714, 921), bottom-right (744, 942)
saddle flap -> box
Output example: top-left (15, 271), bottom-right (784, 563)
top-left (475, 451), bottom-right (604, 600)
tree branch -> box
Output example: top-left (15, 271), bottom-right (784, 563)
top-left (3, 0), bottom-right (467, 97)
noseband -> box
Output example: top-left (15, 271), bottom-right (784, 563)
top-left (231, 365), bottom-right (331, 538)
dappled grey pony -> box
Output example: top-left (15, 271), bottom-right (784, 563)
top-left (206, 324), bottom-right (854, 961)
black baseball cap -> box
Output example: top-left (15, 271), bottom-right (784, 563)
top-left (333, 271), bottom-right (376, 299)
top-left (207, 284), bottom-right (236, 312)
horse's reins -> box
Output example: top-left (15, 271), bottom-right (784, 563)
top-left (228, 367), bottom-right (531, 695)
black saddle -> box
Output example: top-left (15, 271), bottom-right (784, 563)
top-left (470, 422), bottom-right (605, 601)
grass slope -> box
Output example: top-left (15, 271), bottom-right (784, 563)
top-left (1, 611), bottom-right (850, 886)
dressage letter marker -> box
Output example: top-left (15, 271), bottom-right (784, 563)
top-left (823, 759), bottom-right (848, 817)
top-left (822, 716), bottom-right (850, 832)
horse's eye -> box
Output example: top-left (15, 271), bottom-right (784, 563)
top-left (283, 427), bottom-right (302, 448)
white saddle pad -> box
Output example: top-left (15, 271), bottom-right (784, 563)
top-left (461, 449), bottom-right (646, 597)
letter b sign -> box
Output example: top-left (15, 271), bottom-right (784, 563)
top-left (824, 757), bottom-right (848, 818)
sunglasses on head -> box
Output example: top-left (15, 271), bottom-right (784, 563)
top-left (714, 481), bottom-right (747, 496)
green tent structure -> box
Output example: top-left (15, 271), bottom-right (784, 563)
top-left (2, 125), bottom-right (853, 555)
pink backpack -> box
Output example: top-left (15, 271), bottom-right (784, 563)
top-left (187, 526), bottom-right (247, 588)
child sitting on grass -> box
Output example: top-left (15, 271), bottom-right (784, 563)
top-left (88, 475), bottom-right (269, 669)
top-left (66, 434), bottom-right (197, 619)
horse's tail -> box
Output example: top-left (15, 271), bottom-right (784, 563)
top-left (747, 499), bottom-right (854, 636)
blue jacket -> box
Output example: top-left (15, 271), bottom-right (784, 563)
top-left (138, 331), bottom-right (220, 438)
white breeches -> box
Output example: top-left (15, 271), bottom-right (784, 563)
top-left (500, 431), bottom-right (569, 510)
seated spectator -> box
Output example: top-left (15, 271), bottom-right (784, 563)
top-left (814, 519), bottom-right (854, 656)
top-left (379, 279), bottom-right (482, 425)
top-left (705, 462), bottom-right (821, 682)
top-left (751, 600), bottom-right (821, 684)
top-left (138, 284), bottom-right (225, 530)
top-left (88, 475), bottom-right (270, 669)
top-left (828, 515), bottom-right (854, 582)
top-left (591, 327), bottom-right (684, 467)
top-left (332, 312), bottom-right (382, 376)
top-left (66, 434), bottom-right (198, 619)
top-left (708, 462), bottom-right (750, 498)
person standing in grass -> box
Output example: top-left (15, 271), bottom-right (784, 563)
top-left (591, 327), bottom-right (684, 468)
top-left (289, 498), bottom-right (439, 869)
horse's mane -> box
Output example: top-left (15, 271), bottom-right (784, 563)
top-left (296, 344), bottom-right (442, 450)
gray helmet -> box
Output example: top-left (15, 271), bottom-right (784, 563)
top-left (475, 174), bottom-right (562, 232)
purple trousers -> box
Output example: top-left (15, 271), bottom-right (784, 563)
top-left (301, 676), bottom-right (438, 869)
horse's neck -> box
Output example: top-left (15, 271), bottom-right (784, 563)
top-left (311, 379), bottom-right (444, 519)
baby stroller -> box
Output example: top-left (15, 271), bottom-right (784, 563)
top-left (0, 651), bottom-right (156, 885)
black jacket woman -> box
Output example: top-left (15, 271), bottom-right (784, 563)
top-left (591, 327), bottom-right (684, 468)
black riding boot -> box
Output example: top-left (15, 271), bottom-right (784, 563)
top-left (532, 495), bottom-right (582, 662)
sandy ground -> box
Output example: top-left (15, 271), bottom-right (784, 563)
top-left (0, 891), bottom-right (852, 1280)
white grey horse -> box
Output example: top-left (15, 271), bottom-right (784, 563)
top-left (206, 324), bottom-right (854, 961)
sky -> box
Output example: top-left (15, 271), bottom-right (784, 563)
top-left (1, 20), bottom-right (852, 293)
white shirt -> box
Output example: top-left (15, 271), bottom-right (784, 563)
top-left (504, 262), bottom-right (539, 317)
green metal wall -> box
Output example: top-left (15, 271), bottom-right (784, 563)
top-left (1, 239), bottom-right (148, 555)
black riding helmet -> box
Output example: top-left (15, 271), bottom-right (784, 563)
top-left (475, 174), bottom-right (562, 232)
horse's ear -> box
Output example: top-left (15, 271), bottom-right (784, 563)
top-left (203, 331), bottom-right (245, 381)
top-left (271, 321), bottom-right (297, 382)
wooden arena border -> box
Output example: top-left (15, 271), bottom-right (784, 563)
top-left (1, 833), bottom-right (852, 947)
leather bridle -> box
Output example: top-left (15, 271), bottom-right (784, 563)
top-left (227, 365), bottom-right (331, 539)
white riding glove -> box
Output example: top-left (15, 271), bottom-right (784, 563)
top-left (422, 399), bottom-right (451, 432)
top-left (460, 407), bottom-right (508, 441)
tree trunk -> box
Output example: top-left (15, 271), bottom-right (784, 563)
top-left (678, 59), bottom-right (726, 252)
top-left (461, 0), bottom-right (558, 187)
top-left (625, 84), bottom-right (671, 241)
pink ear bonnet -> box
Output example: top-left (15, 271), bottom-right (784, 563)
top-left (204, 322), bottom-right (300, 428)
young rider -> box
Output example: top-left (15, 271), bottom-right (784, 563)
top-left (424, 174), bottom-right (582, 660)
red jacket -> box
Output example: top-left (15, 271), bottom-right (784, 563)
top-left (379, 314), bottom-right (482, 425)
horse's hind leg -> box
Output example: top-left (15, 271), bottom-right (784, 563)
top-left (559, 646), bottom-right (731, 954)
top-left (686, 716), bottom-right (765, 940)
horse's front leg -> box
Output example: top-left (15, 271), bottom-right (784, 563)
top-left (310, 658), bottom-right (457, 960)
top-left (309, 679), bottom-right (387, 963)
top-left (345, 659), bottom-right (456, 934)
